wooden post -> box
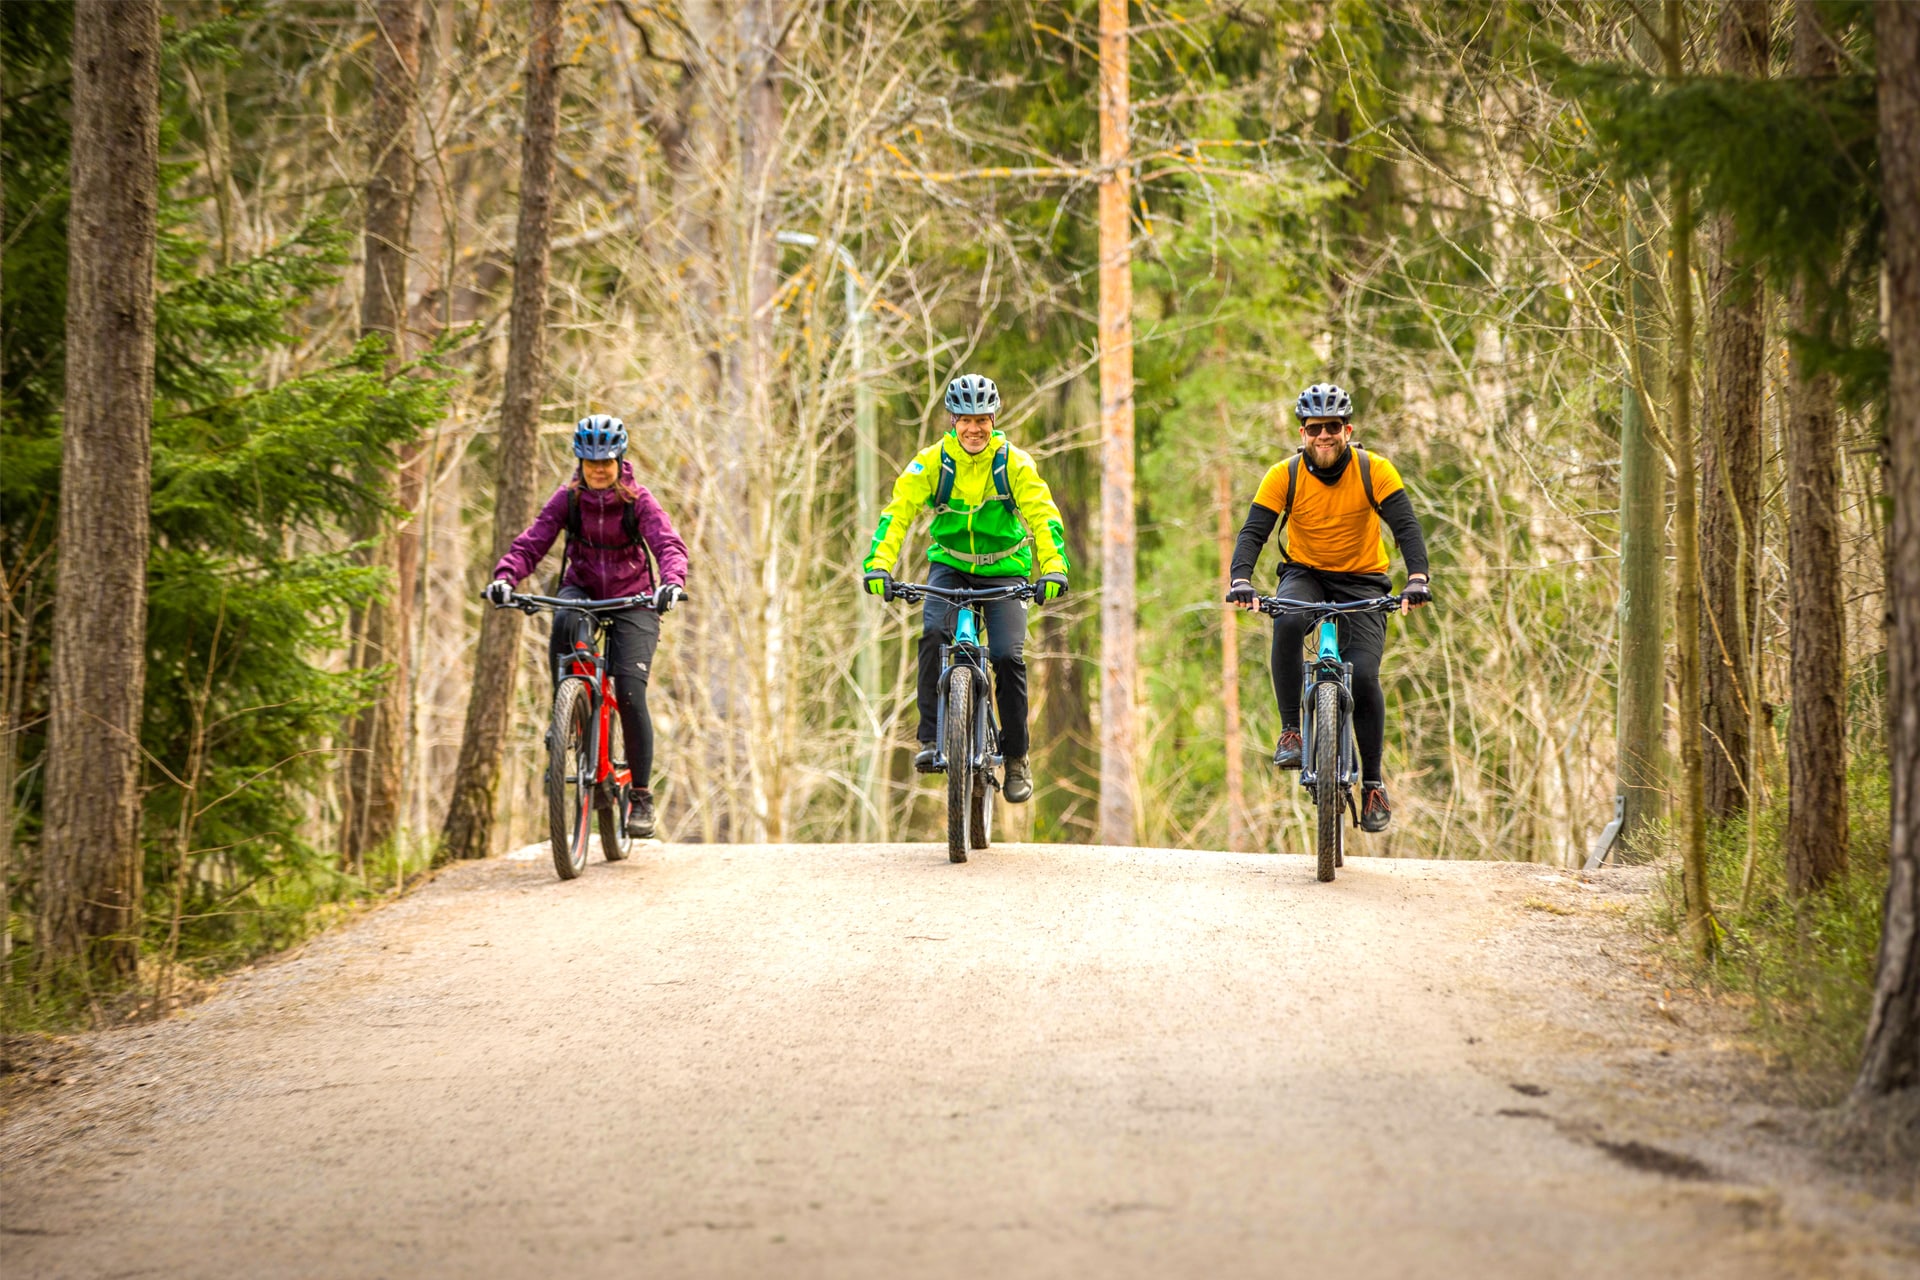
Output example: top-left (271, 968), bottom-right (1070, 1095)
top-left (1096, 0), bottom-right (1137, 846)
top-left (1217, 463), bottom-right (1245, 853)
top-left (1616, 198), bottom-right (1667, 854)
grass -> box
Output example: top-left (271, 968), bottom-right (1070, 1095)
top-left (2, 832), bottom-right (442, 1038)
top-left (1648, 752), bottom-right (1890, 1102)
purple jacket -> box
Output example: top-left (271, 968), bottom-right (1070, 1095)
top-left (493, 462), bottom-right (690, 599)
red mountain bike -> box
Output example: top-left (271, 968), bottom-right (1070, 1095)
top-left (498, 590), bottom-right (658, 879)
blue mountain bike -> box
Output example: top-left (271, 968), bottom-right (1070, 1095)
top-left (1258, 593), bottom-right (1404, 882)
top-left (887, 580), bottom-right (1038, 862)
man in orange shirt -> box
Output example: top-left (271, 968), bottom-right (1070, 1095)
top-left (1226, 383), bottom-right (1431, 833)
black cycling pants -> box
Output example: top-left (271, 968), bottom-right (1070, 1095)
top-left (1270, 565), bottom-right (1390, 784)
top-left (915, 563), bottom-right (1032, 759)
top-left (550, 586), bottom-right (662, 789)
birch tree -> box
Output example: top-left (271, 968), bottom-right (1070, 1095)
top-left (441, 0), bottom-right (566, 863)
top-left (342, 0), bottom-right (422, 867)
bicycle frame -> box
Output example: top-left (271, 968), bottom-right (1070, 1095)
top-left (933, 604), bottom-right (1000, 775)
top-left (1297, 617), bottom-right (1359, 796)
top-left (884, 580), bottom-right (1037, 778)
top-left (508, 591), bottom-right (659, 801)
top-left (1260, 594), bottom-right (1402, 818)
top-left (557, 628), bottom-right (631, 803)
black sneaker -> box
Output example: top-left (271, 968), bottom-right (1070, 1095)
top-left (1360, 783), bottom-right (1391, 834)
top-left (1272, 729), bottom-right (1303, 770)
top-left (626, 788), bottom-right (656, 839)
top-left (913, 744), bottom-right (942, 774)
top-left (1004, 757), bottom-right (1033, 804)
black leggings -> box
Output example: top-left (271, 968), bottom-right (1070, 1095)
top-left (549, 591), bottom-right (661, 789)
top-left (1270, 566), bottom-right (1390, 784)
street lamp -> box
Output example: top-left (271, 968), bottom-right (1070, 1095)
top-left (777, 231), bottom-right (883, 839)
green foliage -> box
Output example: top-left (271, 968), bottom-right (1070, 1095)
top-left (1653, 754), bottom-right (1891, 1101)
top-left (2, 3), bottom-right (445, 993)
top-left (1547, 8), bottom-right (1885, 397)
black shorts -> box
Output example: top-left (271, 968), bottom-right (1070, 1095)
top-left (1271, 563), bottom-right (1392, 663)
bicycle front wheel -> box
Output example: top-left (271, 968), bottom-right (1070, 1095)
top-left (547, 678), bottom-right (594, 880)
top-left (1312, 681), bottom-right (1342, 883)
top-left (946, 667), bottom-right (975, 862)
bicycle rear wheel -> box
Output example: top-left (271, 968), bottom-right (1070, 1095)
top-left (946, 667), bottom-right (974, 862)
top-left (598, 704), bottom-right (631, 862)
top-left (969, 770), bottom-right (993, 850)
top-left (547, 678), bottom-right (594, 880)
top-left (1312, 681), bottom-right (1342, 883)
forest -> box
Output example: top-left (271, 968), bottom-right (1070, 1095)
top-left (1, 0), bottom-right (1915, 1104)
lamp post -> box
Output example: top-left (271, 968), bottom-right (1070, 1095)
top-left (777, 231), bottom-right (883, 838)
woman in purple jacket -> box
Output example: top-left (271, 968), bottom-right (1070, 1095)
top-left (484, 415), bottom-right (689, 838)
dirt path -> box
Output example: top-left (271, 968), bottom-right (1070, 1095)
top-left (3, 844), bottom-right (1915, 1278)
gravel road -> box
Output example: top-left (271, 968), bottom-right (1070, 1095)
top-left (3, 843), bottom-right (1914, 1278)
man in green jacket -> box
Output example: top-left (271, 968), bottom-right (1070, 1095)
top-left (862, 374), bottom-right (1071, 803)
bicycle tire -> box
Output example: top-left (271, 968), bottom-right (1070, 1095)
top-left (548, 678), bottom-right (594, 880)
top-left (1313, 681), bottom-right (1341, 883)
top-left (598, 705), bottom-right (630, 862)
top-left (946, 667), bottom-right (974, 862)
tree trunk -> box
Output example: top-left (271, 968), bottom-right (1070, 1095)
top-left (342, 0), bottom-right (421, 867)
top-left (1096, 0), bottom-right (1137, 846)
top-left (440, 0), bottom-right (566, 863)
top-left (1216, 461), bottom-right (1244, 853)
top-left (1785, 0), bottom-right (1849, 897)
top-left (39, 0), bottom-right (161, 979)
top-left (1700, 0), bottom-right (1768, 822)
top-left (1616, 200), bottom-right (1667, 853)
top-left (1665, 0), bottom-right (1712, 959)
top-left (1858, 0), bottom-right (1920, 1098)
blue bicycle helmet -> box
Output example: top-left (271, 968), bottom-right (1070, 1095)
top-left (1294, 383), bottom-right (1353, 422)
top-left (572, 414), bottom-right (628, 460)
top-left (944, 374), bottom-right (1002, 416)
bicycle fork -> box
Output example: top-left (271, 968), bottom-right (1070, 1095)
top-left (931, 607), bottom-right (1002, 776)
top-left (1297, 619), bottom-right (1360, 799)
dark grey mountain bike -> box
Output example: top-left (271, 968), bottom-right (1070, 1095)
top-left (1259, 593), bottom-right (1404, 882)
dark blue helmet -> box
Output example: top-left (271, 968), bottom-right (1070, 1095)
top-left (1294, 383), bottom-right (1353, 423)
top-left (944, 374), bottom-right (1002, 417)
top-left (573, 414), bottom-right (628, 460)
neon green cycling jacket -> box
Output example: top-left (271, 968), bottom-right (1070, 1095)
top-left (863, 430), bottom-right (1071, 580)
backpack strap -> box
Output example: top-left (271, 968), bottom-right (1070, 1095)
top-left (1354, 446), bottom-right (1382, 516)
top-left (989, 444), bottom-right (1017, 511)
top-left (1276, 454), bottom-right (1302, 533)
top-left (931, 448), bottom-right (959, 513)
top-left (565, 485), bottom-right (644, 549)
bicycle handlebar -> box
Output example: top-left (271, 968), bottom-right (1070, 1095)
top-left (1256, 594), bottom-right (1403, 619)
top-left (887, 580), bottom-right (1039, 604)
top-left (499, 590), bottom-right (660, 614)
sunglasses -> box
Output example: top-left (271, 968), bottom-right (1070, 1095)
top-left (1300, 421), bottom-right (1347, 437)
